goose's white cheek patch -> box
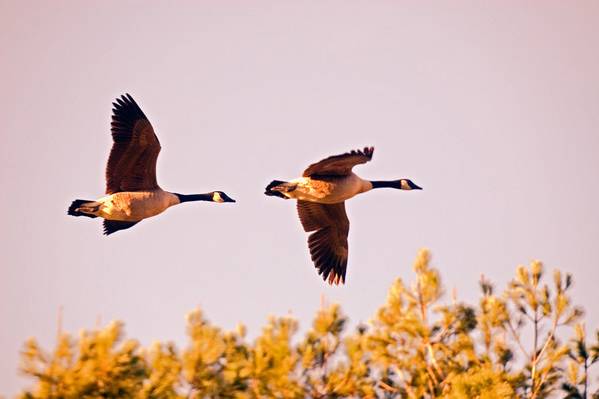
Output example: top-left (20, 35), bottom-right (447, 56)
top-left (212, 192), bottom-right (224, 202)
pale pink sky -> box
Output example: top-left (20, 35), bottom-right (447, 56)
top-left (1, 1), bottom-right (599, 395)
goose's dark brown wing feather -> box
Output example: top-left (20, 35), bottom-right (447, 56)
top-left (105, 94), bottom-right (161, 194)
top-left (302, 147), bottom-right (374, 177)
top-left (103, 220), bottom-right (140, 235)
top-left (297, 200), bottom-right (349, 285)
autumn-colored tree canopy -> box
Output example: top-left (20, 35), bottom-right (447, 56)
top-left (16, 250), bottom-right (599, 398)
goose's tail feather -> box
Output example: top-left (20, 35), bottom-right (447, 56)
top-left (264, 180), bottom-right (294, 199)
top-left (68, 199), bottom-right (99, 218)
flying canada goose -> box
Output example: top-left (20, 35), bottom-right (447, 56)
top-left (265, 147), bottom-right (421, 285)
top-left (68, 93), bottom-right (235, 235)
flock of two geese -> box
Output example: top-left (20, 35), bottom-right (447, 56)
top-left (69, 94), bottom-right (422, 285)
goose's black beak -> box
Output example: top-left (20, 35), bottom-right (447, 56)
top-left (221, 193), bottom-right (236, 203)
top-left (407, 180), bottom-right (423, 190)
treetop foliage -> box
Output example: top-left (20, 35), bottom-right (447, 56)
top-left (16, 250), bottom-right (599, 398)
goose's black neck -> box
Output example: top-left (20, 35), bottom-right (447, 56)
top-left (175, 193), bottom-right (213, 203)
top-left (370, 180), bottom-right (401, 189)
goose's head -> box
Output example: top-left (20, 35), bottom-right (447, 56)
top-left (211, 191), bottom-right (236, 203)
top-left (398, 179), bottom-right (422, 190)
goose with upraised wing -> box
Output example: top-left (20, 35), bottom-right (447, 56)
top-left (68, 94), bottom-right (235, 235)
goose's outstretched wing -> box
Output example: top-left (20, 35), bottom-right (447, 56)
top-left (103, 220), bottom-right (140, 235)
top-left (106, 94), bottom-right (161, 194)
top-left (297, 200), bottom-right (349, 285)
top-left (302, 147), bottom-right (374, 177)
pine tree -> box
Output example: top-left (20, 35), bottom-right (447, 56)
top-left (16, 250), bottom-right (599, 398)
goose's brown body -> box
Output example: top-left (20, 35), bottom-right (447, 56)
top-left (91, 190), bottom-right (180, 221)
top-left (283, 174), bottom-right (373, 204)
